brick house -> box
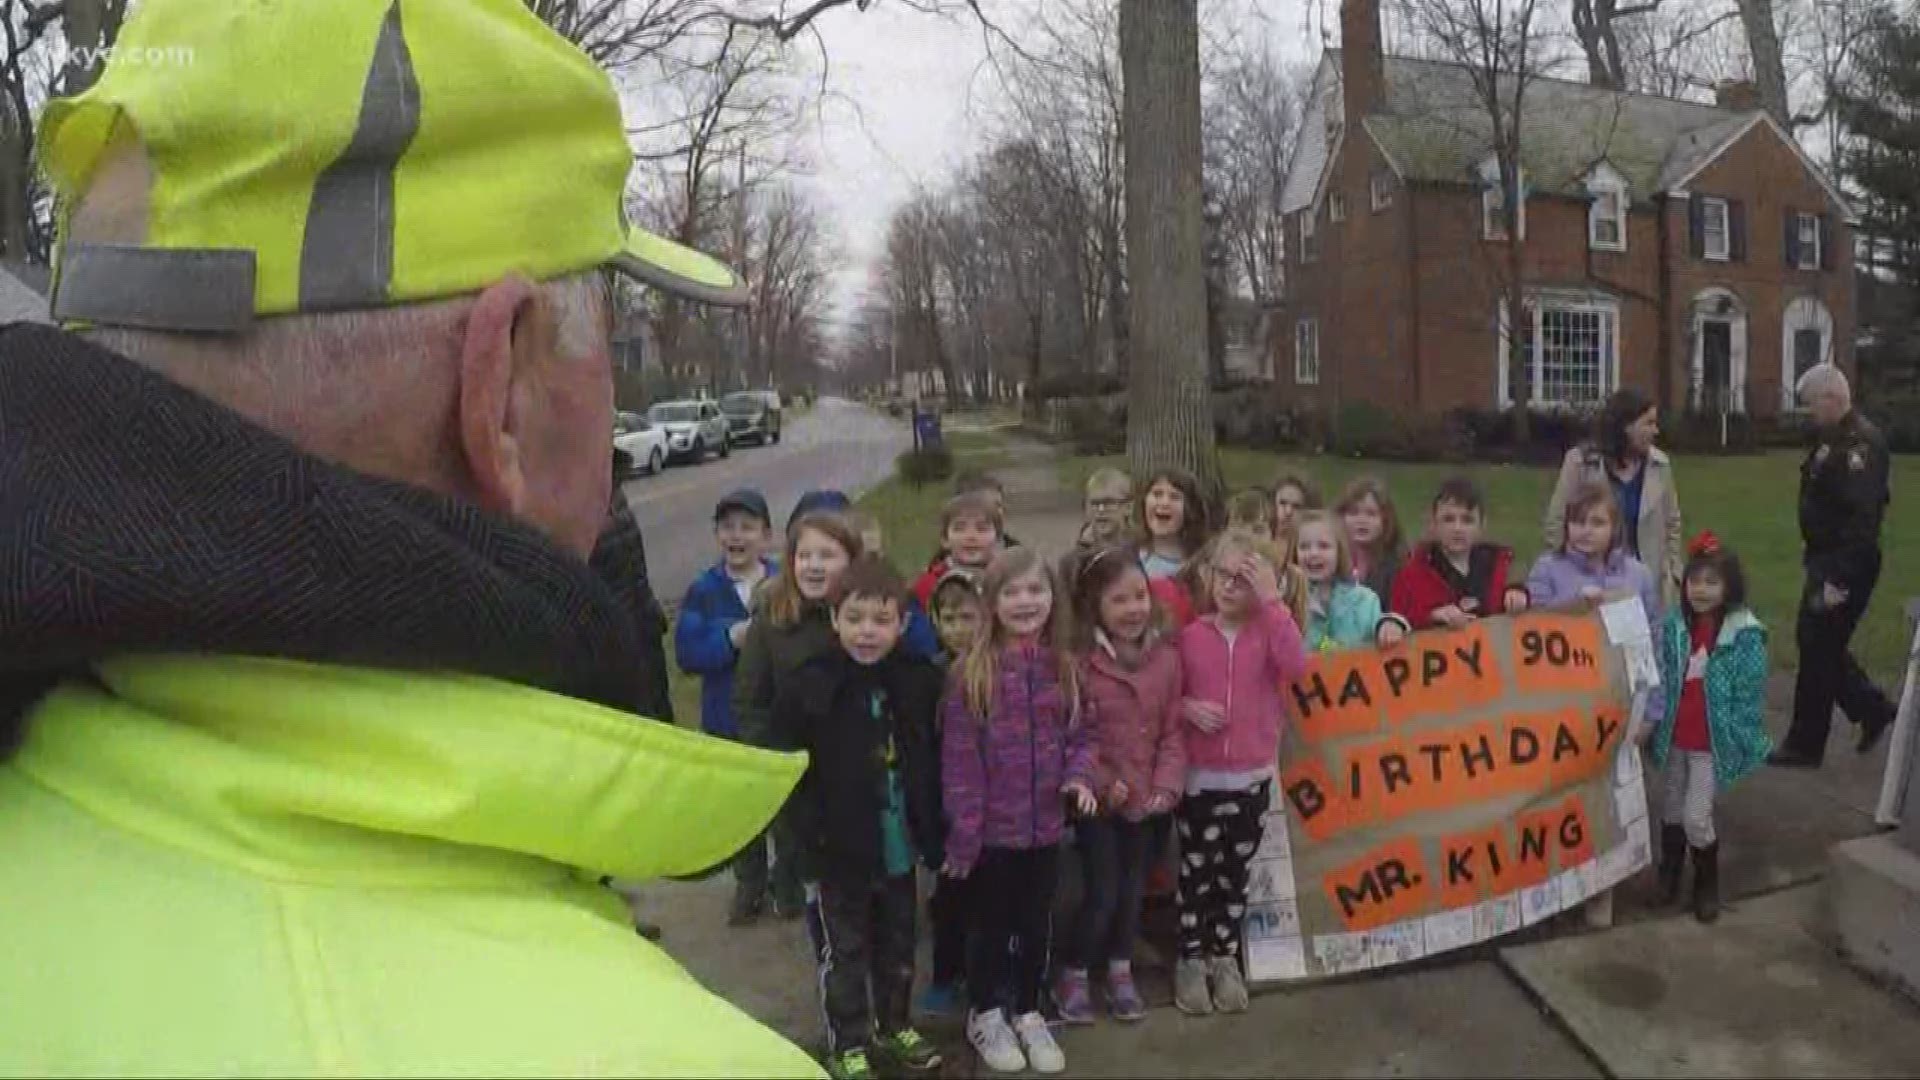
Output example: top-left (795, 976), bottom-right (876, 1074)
top-left (1276, 0), bottom-right (1856, 420)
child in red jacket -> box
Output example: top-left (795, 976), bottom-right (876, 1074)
top-left (1389, 477), bottom-right (1532, 630)
top-left (912, 492), bottom-right (1004, 609)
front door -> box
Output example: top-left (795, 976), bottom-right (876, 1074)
top-left (1701, 320), bottom-right (1733, 414)
top-left (1793, 327), bottom-right (1824, 387)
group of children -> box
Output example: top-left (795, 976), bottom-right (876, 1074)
top-left (673, 462), bottom-right (1773, 1080)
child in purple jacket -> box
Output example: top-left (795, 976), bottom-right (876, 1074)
top-left (941, 547), bottom-right (1097, 1075)
top-left (1526, 480), bottom-right (1663, 631)
top-left (1526, 479), bottom-right (1662, 931)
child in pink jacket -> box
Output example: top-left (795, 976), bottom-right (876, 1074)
top-left (1173, 529), bottom-right (1308, 1018)
top-left (1052, 543), bottom-right (1187, 1026)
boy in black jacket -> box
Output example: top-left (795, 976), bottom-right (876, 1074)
top-left (772, 556), bottom-right (944, 1080)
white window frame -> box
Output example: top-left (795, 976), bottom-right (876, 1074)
top-left (1370, 173), bottom-right (1393, 212)
top-left (1701, 196), bottom-right (1731, 262)
top-left (1295, 318), bottom-right (1320, 385)
top-left (1781, 295), bottom-right (1834, 411)
top-left (1795, 212), bottom-right (1821, 270)
top-left (1300, 210), bottom-right (1318, 263)
top-left (1330, 192), bottom-right (1347, 223)
top-left (1496, 294), bottom-right (1620, 409)
top-left (1585, 165), bottom-right (1628, 252)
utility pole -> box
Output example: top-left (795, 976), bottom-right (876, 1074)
top-left (732, 144), bottom-right (749, 392)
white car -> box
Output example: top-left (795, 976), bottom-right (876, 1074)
top-left (647, 399), bottom-right (732, 463)
top-left (612, 411), bottom-right (670, 476)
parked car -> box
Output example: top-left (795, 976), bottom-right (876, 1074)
top-left (721, 389), bottom-right (783, 446)
top-left (647, 398), bottom-right (731, 463)
top-left (612, 410), bottom-right (670, 477)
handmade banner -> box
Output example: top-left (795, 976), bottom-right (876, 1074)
top-left (1245, 608), bottom-right (1653, 982)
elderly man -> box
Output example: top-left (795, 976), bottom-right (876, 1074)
top-left (1771, 364), bottom-right (1897, 769)
top-left (0, 1), bottom-right (818, 1075)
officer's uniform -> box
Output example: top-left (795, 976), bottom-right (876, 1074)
top-left (1780, 410), bottom-right (1896, 762)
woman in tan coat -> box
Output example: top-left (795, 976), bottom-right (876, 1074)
top-left (1544, 389), bottom-right (1684, 608)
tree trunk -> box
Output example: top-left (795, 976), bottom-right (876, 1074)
top-left (1571, 0), bottom-right (1630, 90)
top-left (1736, 0), bottom-right (1791, 128)
top-left (1505, 228), bottom-right (1531, 444)
top-left (1119, 0), bottom-right (1221, 505)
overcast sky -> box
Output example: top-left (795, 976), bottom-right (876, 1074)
top-left (779, 0), bottom-right (1319, 336)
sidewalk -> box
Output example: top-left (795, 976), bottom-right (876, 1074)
top-left (632, 436), bottom-right (1920, 1077)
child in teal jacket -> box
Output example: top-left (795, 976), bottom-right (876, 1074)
top-left (1645, 533), bottom-right (1771, 924)
top-left (1294, 511), bottom-right (1409, 652)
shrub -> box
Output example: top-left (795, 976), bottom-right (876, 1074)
top-left (1031, 370), bottom-right (1124, 403)
top-left (1061, 396), bottom-right (1126, 456)
top-left (1882, 405), bottom-right (1920, 453)
top-left (895, 446), bottom-right (955, 486)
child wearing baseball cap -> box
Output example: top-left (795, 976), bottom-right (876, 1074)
top-left (675, 488), bottom-right (780, 926)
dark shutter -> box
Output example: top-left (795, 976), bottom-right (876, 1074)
top-left (1688, 195), bottom-right (1705, 257)
top-left (1784, 209), bottom-right (1800, 268)
top-left (1820, 214), bottom-right (1836, 270)
top-left (1729, 199), bottom-right (1747, 261)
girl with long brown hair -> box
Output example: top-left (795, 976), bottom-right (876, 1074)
top-left (1334, 476), bottom-right (1406, 603)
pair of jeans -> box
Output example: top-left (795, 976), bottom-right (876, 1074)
top-left (928, 874), bottom-right (969, 986)
top-left (815, 873), bottom-right (917, 1053)
top-left (1066, 814), bottom-right (1171, 969)
top-left (966, 846), bottom-right (1059, 1015)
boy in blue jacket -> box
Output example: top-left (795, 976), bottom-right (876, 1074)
top-left (676, 488), bottom-right (777, 921)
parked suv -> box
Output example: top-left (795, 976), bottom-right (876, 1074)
top-left (612, 411), bottom-right (670, 476)
top-left (721, 389), bottom-right (783, 446)
top-left (647, 399), bottom-right (730, 463)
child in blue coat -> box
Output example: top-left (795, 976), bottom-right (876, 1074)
top-left (1646, 533), bottom-right (1771, 924)
top-left (675, 488), bottom-right (777, 922)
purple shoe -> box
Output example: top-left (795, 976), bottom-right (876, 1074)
top-left (1052, 967), bottom-right (1096, 1025)
top-left (1107, 968), bottom-right (1146, 1022)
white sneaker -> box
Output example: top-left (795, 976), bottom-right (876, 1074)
top-left (967, 1008), bottom-right (1027, 1074)
top-left (1013, 1011), bottom-right (1066, 1074)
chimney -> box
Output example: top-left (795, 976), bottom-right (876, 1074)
top-left (1340, 0), bottom-right (1385, 127)
top-left (1714, 79), bottom-right (1761, 113)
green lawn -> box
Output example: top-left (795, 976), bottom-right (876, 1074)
top-left (1060, 449), bottom-right (1920, 682)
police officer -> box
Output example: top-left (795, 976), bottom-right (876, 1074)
top-left (1771, 364), bottom-right (1897, 769)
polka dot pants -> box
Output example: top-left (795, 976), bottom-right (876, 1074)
top-left (1175, 780), bottom-right (1271, 961)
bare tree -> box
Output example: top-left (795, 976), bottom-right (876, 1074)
top-left (1203, 37), bottom-right (1303, 305)
top-left (1613, 1), bottom-right (1743, 98)
top-left (883, 190), bottom-right (962, 403)
top-left (1732, 0), bottom-right (1791, 126)
top-left (0, 0), bottom-right (130, 265)
top-left (1571, 0), bottom-right (1661, 88)
top-left (1397, 0), bottom-right (1552, 440)
top-left (1119, 0), bottom-right (1220, 500)
top-left (626, 20), bottom-right (794, 383)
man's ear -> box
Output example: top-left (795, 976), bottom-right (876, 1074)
top-left (458, 275), bottom-right (543, 518)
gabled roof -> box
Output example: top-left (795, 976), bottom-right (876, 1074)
top-left (1346, 52), bottom-right (1744, 198)
top-left (1301, 51), bottom-right (1846, 218)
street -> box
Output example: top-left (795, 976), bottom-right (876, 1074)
top-left (621, 395), bottom-right (908, 604)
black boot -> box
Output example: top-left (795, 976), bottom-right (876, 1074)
top-left (1691, 843), bottom-right (1721, 924)
top-left (1658, 824), bottom-right (1687, 906)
